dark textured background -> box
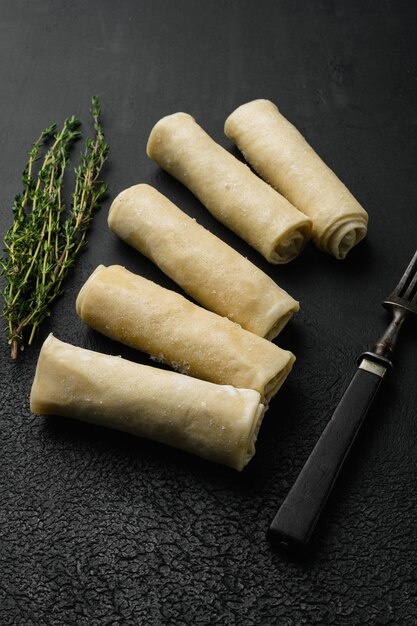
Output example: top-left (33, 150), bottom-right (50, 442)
top-left (1, 1), bottom-right (417, 624)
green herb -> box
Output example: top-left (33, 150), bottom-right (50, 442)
top-left (0, 96), bottom-right (109, 359)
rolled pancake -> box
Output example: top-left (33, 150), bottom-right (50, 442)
top-left (224, 99), bottom-right (368, 259)
top-left (108, 184), bottom-right (299, 339)
top-left (146, 113), bottom-right (311, 263)
top-left (76, 265), bottom-right (295, 403)
top-left (30, 335), bottom-right (265, 471)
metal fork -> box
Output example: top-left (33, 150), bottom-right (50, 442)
top-left (268, 249), bottom-right (417, 551)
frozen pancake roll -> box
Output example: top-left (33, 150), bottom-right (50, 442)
top-left (224, 99), bottom-right (368, 259)
top-left (30, 335), bottom-right (266, 471)
top-left (146, 113), bottom-right (311, 263)
top-left (76, 265), bottom-right (295, 403)
top-left (108, 184), bottom-right (299, 340)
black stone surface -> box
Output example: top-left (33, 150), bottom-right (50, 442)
top-left (1, 1), bottom-right (417, 624)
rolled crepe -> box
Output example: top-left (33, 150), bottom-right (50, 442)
top-left (30, 335), bottom-right (265, 471)
top-left (146, 113), bottom-right (311, 263)
top-left (224, 99), bottom-right (368, 259)
top-left (108, 184), bottom-right (299, 339)
top-left (76, 265), bottom-right (295, 403)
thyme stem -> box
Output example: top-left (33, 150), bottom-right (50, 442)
top-left (0, 97), bottom-right (108, 359)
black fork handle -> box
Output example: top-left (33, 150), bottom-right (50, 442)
top-left (268, 353), bottom-right (392, 551)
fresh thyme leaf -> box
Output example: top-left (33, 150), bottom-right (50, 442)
top-left (0, 97), bottom-right (108, 359)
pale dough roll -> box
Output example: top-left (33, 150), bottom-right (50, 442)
top-left (224, 99), bottom-right (368, 259)
top-left (108, 184), bottom-right (299, 340)
top-left (30, 335), bottom-right (265, 471)
top-left (146, 113), bottom-right (311, 263)
top-left (76, 265), bottom-right (295, 403)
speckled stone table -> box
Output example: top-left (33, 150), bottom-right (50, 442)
top-left (1, 1), bottom-right (416, 624)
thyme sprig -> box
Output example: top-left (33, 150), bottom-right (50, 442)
top-left (1, 96), bottom-right (109, 359)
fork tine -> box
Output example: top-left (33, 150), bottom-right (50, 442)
top-left (405, 270), bottom-right (417, 301)
top-left (394, 249), bottom-right (417, 297)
